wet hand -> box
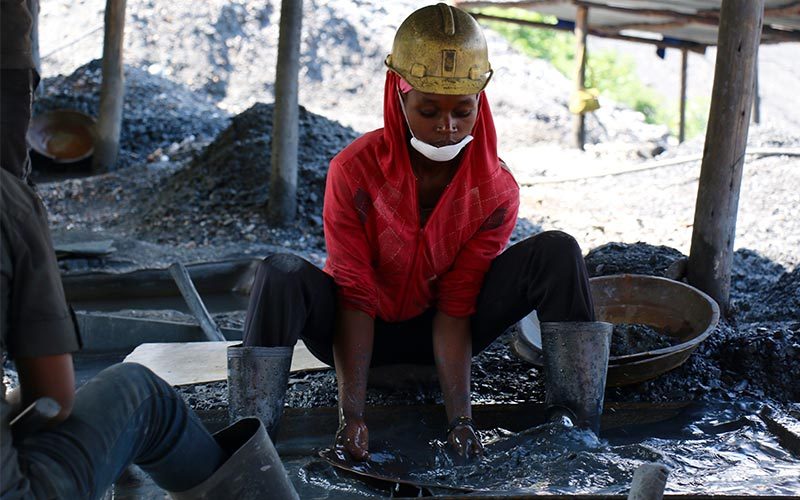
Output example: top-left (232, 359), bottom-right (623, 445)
top-left (447, 421), bottom-right (484, 460)
top-left (335, 418), bottom-right (370, 461)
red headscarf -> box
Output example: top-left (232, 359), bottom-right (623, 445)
top-left (378, 70), bottom-right (501, 186)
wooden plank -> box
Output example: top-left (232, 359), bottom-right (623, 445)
top-left (123, 340), bottom-right (328, 386)
top-left (92, 0), bottom-right (126, 172)
top-left (687, 0), bottom-right (765, 313)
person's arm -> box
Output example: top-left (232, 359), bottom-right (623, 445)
top-left (323, 157), bottom-right (380, 461)
top-left (14, 354), bottom-right (75, 422)
top-left (432, 311), bottom-right (483, 459)
top-left (333, 307), bottom-right (374, 461)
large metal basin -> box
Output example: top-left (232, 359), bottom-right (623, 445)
top-left (27, 109), bottom-right (95, 163)
top-left (513, 274), bottom-right (720, 386)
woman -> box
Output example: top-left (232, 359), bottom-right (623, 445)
top-left (242, 3), bottom-right (595, 461)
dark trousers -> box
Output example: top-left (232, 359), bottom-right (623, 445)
top-left (243, 230), bottom-right (595, 366)
top-left (14, 363), bottom-right (226, 499)
top-left (0, 68), bottom-right (37, 181)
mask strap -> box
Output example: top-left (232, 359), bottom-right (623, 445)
top-left (396, 88), bottom-right (417, 139)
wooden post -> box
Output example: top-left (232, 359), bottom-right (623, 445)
top-left (678, 48), bottom-right (688, 143)
top-left (267, 0), bottom-right (303, 225)
top-left (752, 51), bottom-right (761, 124)
top-left (26, 0), bottom-right (42, 95)
top-left (92, 0), bottom-right (126, 173)
top-left (687, 0), bottom-right (764, 314)
top-left (572, 5), bottom-right (588, 150)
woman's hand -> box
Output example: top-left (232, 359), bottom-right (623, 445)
top-left (335, 417), bottom-right (370, 461)
top-left (447, 422), bottom-right (484, 460)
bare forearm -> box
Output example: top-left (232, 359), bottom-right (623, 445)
top-left (15, 354), bottom-right (75, 422)
top-left (333, 307), bottom-right (375, 420)
top-left (432, 311), bottom-right (472, 421)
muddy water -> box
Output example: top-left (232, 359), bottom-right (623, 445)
top-left (290, 401), bottom-right (800, 497)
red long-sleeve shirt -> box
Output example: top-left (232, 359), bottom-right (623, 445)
top-left (323, 72), bottom-right (519, 321)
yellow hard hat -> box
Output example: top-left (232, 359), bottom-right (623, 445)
top-left (385, 3), bottom-right (493, 95)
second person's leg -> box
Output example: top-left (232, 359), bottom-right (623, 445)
top-left (242, 253), bottom-right (338, 363)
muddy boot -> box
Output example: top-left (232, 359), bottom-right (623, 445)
top-left (168, 418), bottom-right (299, 500)
top-left (541, 321), bottom-right (613, 435)
top-left (227, 344), bottom-right (293, 441)
top-left (627, 463), bottom-right (669, 500)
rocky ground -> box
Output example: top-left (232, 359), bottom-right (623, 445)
top-left (21, 0), bottom-right (799, 416)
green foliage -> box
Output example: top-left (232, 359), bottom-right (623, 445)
top-left (474, 7), bottom-right (709, 139)
top-left (477, 8), bottom-right (575, 75)
top-left (654, 96), bottom-right (711, 140)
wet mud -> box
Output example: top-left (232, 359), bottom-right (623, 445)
top-left (296, 401), bottom-right (800, 496)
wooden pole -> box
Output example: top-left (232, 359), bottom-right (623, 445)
top-left (678, 48), bottom-right (688, 143)
top-left (169, 263), bottom-right (226, 342)
top-left (26, 0), bottom-right (42, 95)
top-left (267, 0), bottom-right (303, 225)
top-left (752, 51), bottom-right (761, 125)
top-left (92, 0), bottom-right (126, 173)
top-left (572, 5), bottom-right (588, 151)
top-left (687, 0), bottom-right (764, 314)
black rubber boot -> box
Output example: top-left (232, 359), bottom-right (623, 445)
top-left (168, 418), bottom-right (299, 500)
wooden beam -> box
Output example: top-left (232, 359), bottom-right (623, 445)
top-left (575, 0), bottom-right (800, 42)
top-left (679, 48), bottom-right (688, 144)
top-left (267, 0), bottom-right (303, 225)
top-left (572, 5), bottom-right (588, 150)
top-left (92, 0), bottom-right (126, 173)
top-left (455, 0), bottom-right (565, 9)
top-left (469, 12), bottom-right (707, 53)
top-left (688, 0), bottom-right (764, 314)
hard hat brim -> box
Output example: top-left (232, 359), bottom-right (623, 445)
top-left (386, 67), bottom-right (492, 96)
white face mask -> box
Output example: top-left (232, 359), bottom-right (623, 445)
top-left (398, 90), bottom-right (474, 162)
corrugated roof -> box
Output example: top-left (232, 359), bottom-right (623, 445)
top-left (454, 1), bottom-right (800, 48)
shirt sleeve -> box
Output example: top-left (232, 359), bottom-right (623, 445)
top-left (323, 158), bottom-right (380, 317)
top-left (1, 184), bottom-right (80, 359)
top-left (436, 192), bottom-right (520, 318)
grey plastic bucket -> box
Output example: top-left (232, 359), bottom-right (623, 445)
top-left (227, 344), bottom-right (293, 441)
top-left (541, 321), bottom-right (613, 435)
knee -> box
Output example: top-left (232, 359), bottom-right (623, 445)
top-left (102, 362), bottom-right (162, 387)
top-left (530, 231), bottom-right (584, 267)
top-left (534, 230), bottom-right (582, 255)
top-left (257, 253), bottom-right (306, 282)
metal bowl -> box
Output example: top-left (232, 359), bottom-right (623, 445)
top-left (512, 274), bottom-right (720, 386)
top-left (27, 109), bottom-right (95, 163)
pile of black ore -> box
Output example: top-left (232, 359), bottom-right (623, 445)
top-left (590, 243), bottom-right (799, 403)
top-left (611, 323), bottom-right (675, 357)
top-left (584, 241), bottom-right (685, 279)
top-left (33, 59), bottom-right (228, 170)
top-left (136, 102), bottom-right (359, 248)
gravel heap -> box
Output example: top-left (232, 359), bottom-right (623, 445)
top-left (33, 59), bottom-right (228, 170)
top-left (39, 0), bottom-right (669, 154)
top-left (586, 242), bottom-right (799, 403)
top-left (135, 102), bottom-right (359, 250)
